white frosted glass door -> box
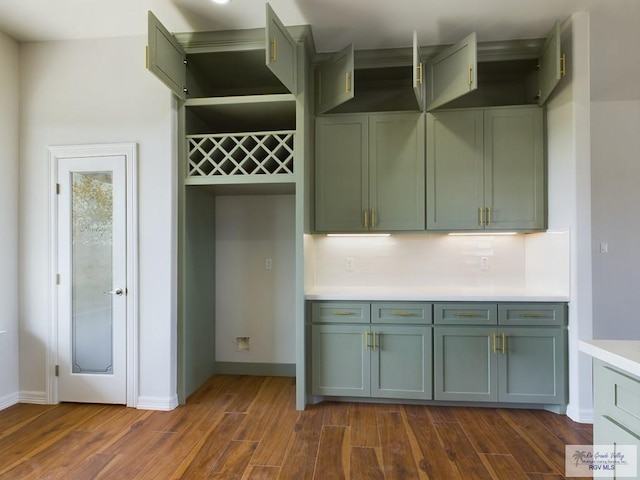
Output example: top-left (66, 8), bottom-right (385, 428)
top-left (58, 155), bottom-right (127, 404)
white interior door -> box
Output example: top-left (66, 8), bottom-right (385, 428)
top-left (57, 155), bottom-right (127, 404)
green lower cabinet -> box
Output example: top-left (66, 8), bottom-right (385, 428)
top-left (312, 324), bottom-right (432, 400)
top-left (434, 326), bottom-right (566, 404)
top-left (312, 324), bottom-right (370, 397)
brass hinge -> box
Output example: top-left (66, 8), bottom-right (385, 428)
top-left (560, 53), bottom-right (567, 77)
top-left (56, 274), bottom-right (60, 285)
top-left (55, 365), bottom-right (59, 377)
top-left (56, 183), bottom-right (60, 195)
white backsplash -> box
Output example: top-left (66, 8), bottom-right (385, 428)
top-left (308, 231), bottom-right (570, 295)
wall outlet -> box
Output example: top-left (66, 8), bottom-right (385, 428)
top-left (265, 258), bottom-right (273, 269)
top-left (345, 257), bottom-right (354, 272)
top-left (600, 242), bottom-right (608, 254)
top-left (480, 256), bottom-right (490, 270)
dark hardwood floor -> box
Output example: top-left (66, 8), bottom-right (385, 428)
top-left (0, 375), bottom-right (592, 479)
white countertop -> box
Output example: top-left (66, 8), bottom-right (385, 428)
top-left (305, 287), bottom-right (569, 302)
top-left (579, 339), bottom-right (640, 378)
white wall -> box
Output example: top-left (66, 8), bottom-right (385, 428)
top-left (18, 36), bottom-right (178, 408)
top-left (0, 31), bottom-right (20, 409)
top-left (591, 100), bottom-right (640, 340)
top-left (215, 195), bottom-right (296, 364)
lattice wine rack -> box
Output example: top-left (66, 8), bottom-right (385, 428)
top-left (187, 131), bottom-right (295, 178)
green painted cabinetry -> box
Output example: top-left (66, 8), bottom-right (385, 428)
top-left (315, 112), bottom-right (425, 232)
top-left (311, 302), bottom-right (432, 400)
top-left (433, 302), bottom-right (567, 405)
top-left (426, 106), bottom-right (545, 232)
top-left (593, 359), bottom-right (640, 479)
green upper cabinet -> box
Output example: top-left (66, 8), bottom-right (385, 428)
top-left (315, 112), bottom-right (425, 233)
top-left (427, 106), bottom-right (544, 232)
top-left (426, 32), bottom-right (478, 111)
top-left (147, 11), bottom-right (187, 100)
top-left (147, 4), bottom-right (298, 99)
top-left (265, 3), bottom-right (298, 94)
top-left (413, 31), bottom-right (425, 110)
top-left (316, 44), bottom-right (355, 114)
top-left (537, 21), bottom-right (563, 105)
top-left (426, 22), bottom-right (564, 110)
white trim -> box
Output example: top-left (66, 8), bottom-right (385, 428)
top-left (18, 391), bottom-right (48, 405)
top-left (136, 395), bottom-right (179, 411)
top-left (0, 392), bottom-right (19, 410)
top-left (48, 143), bottom-right (139, 407)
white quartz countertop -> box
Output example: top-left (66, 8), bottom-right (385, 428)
top-left (305, 287), bottom-right (569, 302)
top-left (579, 339), bottom-right (640, 378)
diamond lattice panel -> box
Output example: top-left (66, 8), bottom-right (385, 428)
top-left (188, 131), bottom-right (295, 178)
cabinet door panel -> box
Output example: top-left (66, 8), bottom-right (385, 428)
top-left (426, 110), bottom-right (484, 231)
top-left (371, 326), bottom-right (432, 400)
top-left (426, 32), bottom-right (478, 110)
top-left (312, 325), bottom-right (370, 397)
top-left (484, 107), bottom-right (544, 230)
top-left (265, 3), bottom-right (297, 94)
top-left (147, 11), bottom-right (187, 100)
top-left (434, 326), bottom-right (497, 402)
top-left (537, 21), bottom-right (562, 105)
top-left (316, 44), bottom-right (355, 114)
top-left (369, 113), bottom-right (425, 231)
top-left (413, 31), bottom-right (425, 110)
top-left (315, 116), bottom-right (368, 232)
top-left (498, 327), bottom-right (566, 404)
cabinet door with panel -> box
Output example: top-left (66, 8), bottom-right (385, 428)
top-left (315, 115), bottom-right (368, 232)
top-left (371, 325), bottom-right (432, 400)
top-left (498, 327), bottom-right (566, 404)
top-left (316, 113), bottom-right (425, 232)
top-left (426, 106), bottom-right (544, 232)
top-left (433, 326), bottom-right (498, 402)
top-left (311, 324), bottom-right (370, 397)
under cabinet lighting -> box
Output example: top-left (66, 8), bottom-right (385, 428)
top-left (326, 233), bottom-right (391, 237)
top-left (211, 0), bottom-right (231, 4)
top-left (448, 232), bottom-right (518, 236)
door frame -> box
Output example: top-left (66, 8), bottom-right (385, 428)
top-left (48, 143), bottom-right (138, 407)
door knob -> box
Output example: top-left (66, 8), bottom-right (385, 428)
top-left (104, 288), bottom-right (125, 296)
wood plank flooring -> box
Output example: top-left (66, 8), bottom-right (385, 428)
top-left (0, 375), bottom-right (592, 479)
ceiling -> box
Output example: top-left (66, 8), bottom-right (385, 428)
top-left (0, 0), bottom-right (638, 100)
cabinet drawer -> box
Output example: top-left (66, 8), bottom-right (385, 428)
top-left (498, 303), bottom-right (566, 326)
top-left (434, 303), bottom-right (497, 325)
top-left (311, 302), bottom-right (370, 323)
top-left (594, 360), bottom-right (640, 437)
top-left (372, 302), bottom-right (432, 324)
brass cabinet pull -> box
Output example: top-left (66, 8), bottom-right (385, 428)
top-left (271, 37), bottom-right (277, 61)
top-left (372, 331), bottom-right (378, 351)
top-left (502, 333), bottom-right (506, 355)
top-left (486, 207), bottom-right (492, 226)
top-left (332, 311), bottom-right (354, 316)
top-left (371, 209), bottom-right (376, 228)
top-left (520, 313), bottom-right (543, 318)
top-left (392, 312), bottom-right (414, 317)
top-left (363, 210), bottom-right (368, 228)
top-left (345, 72), bottom-right (351, 93)
top-left (365, 331), bottom-right (371, 349)
top-left (417, 62), bottom-right (423, 85)
top-left (492, 333), bottom-right (497, 354)
top-left (560, 53), bottom-right (567, 77)
top-left (455, 312), bottom-right (477, 318)
top-left (478, 207), bottom-right (484, 226)
top-left (468, 65), bottom-right (473, 86)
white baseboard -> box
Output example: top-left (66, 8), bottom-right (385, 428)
top-left (136, 394), bottom-right (178, 411)
top-left (0, 391), bottom-right (19, 411)
top-left (567, 405), bottom-right (594, 424)
top-left (19, 391), bottom-right (48, 405)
